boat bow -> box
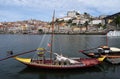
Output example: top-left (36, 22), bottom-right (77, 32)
top-left (14, 57), bottom-right (31, 63)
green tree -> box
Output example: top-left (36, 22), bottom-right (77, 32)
top-left (67, 19), bottom-right (72, 24)
top-left (97, 23), bottom-right (102, 31)
top-left (38, 29), bottom-right (43, 33)
top-left (99, 23), bottom-right (102, 27)
top-left (113, 16), bottom-right (120, 29)
top-left (71, 23), bottom-right (77, 26)
top-left (102, 25), bottom-right (107, 29)
top-left (84, 21), bottom-right (89, 31)
top-left (84, 12), bottom-right (90, 19)
top-left (78, 23), bottom-right (82, 32)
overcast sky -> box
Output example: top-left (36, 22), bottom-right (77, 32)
top-left (0, 0), bottom-right (120, 22)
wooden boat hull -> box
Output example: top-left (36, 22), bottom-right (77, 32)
top-left (81, 52), bottom-right (120, 64)
top-left (106, 58), bottom-right (120, 64)
top-left (22, 62), bottom-right (93, 69)
top-left (14, 56), bottom-right (105, 69)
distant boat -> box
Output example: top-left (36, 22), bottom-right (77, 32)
top-left (107, 30), bottom-right (120, 36)
top-left (80, 46), bottom-right (120, 64)
top-left (14, 11), bottom-right (106, 69)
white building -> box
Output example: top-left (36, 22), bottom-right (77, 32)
top-left (80, 19), bottom-right (89, 24)
top-left (67, 11), bottom-right (78, 17)
top-left (63, 16), bottom-right (72, 21)
top-left (58, 16), bottom-right (72, 21)
top-left (8, 26), bottom-right (21, 33)
top-left (89, 19), bottom-right (105, 25)
top-left (72, 20), bottom-right (80, 24)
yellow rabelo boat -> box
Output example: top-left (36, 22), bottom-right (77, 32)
top-left (14, 48), bottom-right (106, 69)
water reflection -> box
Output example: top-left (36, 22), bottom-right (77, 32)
top-left (19, 66), bottom-right (102, 79)
top-left (18, 63), bottom-right (120, 79)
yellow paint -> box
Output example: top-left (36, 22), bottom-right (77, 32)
top-left (14, 57), bottom-right (31, 63)
top-left (37, 48), bottom-right (45, 51)
top-left (97, 56), bottom-right (106, 62)
top-left (37, 52), bottom-right (44, 54)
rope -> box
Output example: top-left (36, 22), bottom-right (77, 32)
top-left (32, 34), bottom-right (51, 60)
top-left (38, 34), bottom-right (47, 47)
top-left (79, 46), bottom-right (99, 53)
top-left (33, 34), bottom-right (48, 59)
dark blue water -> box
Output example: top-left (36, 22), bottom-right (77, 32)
top-left (0, 34), bottom-right (120, 79)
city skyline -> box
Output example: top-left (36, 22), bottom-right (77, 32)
top-left (0, 0), bottom-right (120, 22)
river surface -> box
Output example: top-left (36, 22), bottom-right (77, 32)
top-left (0, 34), bottom-right (120, 79)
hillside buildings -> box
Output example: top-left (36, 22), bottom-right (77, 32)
top-left (0, 19), bottom-right (48, 34)
top-left (0, 11), bottom-right (119, 34)
top-left (55, 11), bottom-right (106, 33)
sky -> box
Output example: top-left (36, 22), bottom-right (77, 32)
top-left (0, 0), bottom-right (120, 22)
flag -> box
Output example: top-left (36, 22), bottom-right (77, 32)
top-left (47, 43), bottom-right (51, 47)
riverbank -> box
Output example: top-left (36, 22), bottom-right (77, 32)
top-left (29, 31), bottom-right (107, 35)
top-left (49, 32), bottom-right (107, 35)
top-left (0, 32), bottom-right (107, 35)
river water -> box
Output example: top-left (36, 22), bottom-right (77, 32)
top-left (0, 34), bottom-right (120, 79)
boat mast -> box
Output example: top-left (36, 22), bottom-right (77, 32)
top-left (50, 10), bottom-right (55, 63)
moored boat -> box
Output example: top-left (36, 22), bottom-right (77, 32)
top-left (79, 46), bottom-right (120, 64)
top-left (14, 50), bottom-right (106, 69)
top-left (106, 58), bottom-right (120, 64)
top-left (107, 30), bottom-right (120, 36)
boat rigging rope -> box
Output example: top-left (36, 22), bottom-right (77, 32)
top-left (32, 34), bottom-right (51, 60)
top-left (32, 36), bottom-right (45, 60)
top-left (79, 46), bottom-right (99, 53)
top-left (38, 34), bottom-right (47, 47)
top-left (33, 34), bottom-right (47, 59)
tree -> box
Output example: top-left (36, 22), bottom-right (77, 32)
top-left (113, 16), bottom-right (120, 30)
top-left (84, 12), bottom-right (88, 15)
top-left (84, 21), bottom-right (89, 31)
top-left (78, 22), bottom-right (82, 32)
top-left (71, 23), bottom-right (77, 26)
top-left (84, 12), bottom-right (90, 19)
top-left (97, 23), bottom-right (102, 31)
top-left (67, 19), bottom-right (72, 24)
top-left (102, 25), bottom-right (107, 29)
top-left (38, 29), bottom-right (43, 33)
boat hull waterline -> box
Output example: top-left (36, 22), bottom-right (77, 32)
top-left (14, 56), bottom-right (105, 69)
